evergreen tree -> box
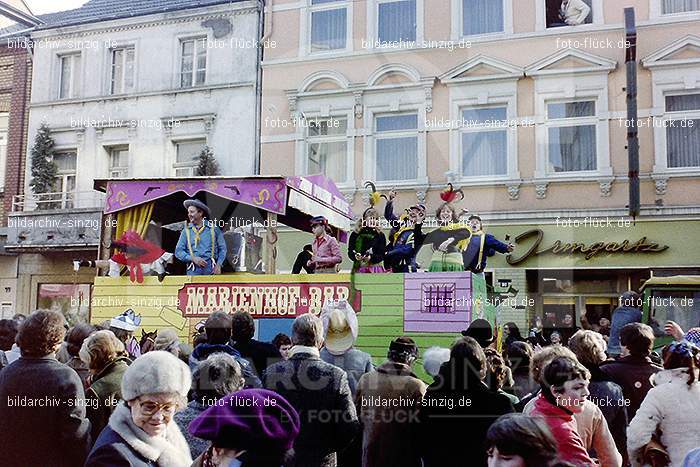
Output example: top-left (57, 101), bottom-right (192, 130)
top-left (29, 123), bottom-right (58, 208)
top-left (195, 145), bottom-right (220, 176)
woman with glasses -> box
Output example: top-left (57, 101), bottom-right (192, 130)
top-left (85, 351), bottom-right (193, 467)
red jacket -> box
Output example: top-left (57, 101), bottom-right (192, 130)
top-left (311, 233), bottom-right (342, 269)
top-left (531, 394), bottom-right (596, 466)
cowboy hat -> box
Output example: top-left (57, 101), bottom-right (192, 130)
top-left (321, 300), bottom-right (359, 355)
top-left (183, 199), bottom-right (211, 217)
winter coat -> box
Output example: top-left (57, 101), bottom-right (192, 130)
top-left (418, 362), bottom-right (514, 467)
top-left (530, 394), bottom-right (596, 466)
top-left (262, 349), bottom-right (360, 467)
top-left (189, 343), bottom-right (261, 388)
top-left (0, 355), bottom-right (92, 467)
top-left (174, 399), bottom-right (209, 459)
top-left (607, 306), bottom-right (643, 356)
top-left (231, 338), bottom-right (282, 378)
top-left (66, 355), bottom-right (91, 388)
top-left (600, 355), bottom-right (663, 420)
top-left (85, 402), bottom-right (192, 467)
top-left (320, 347), bottom-right (374, 397)
top-left (85, 356), bottom-right (130, 442)
top-left (355, 361), bottom-right (426, 467)
top-left (586, 366), bottom-right (628, 464)
top-left (628, 368), bottom-right (700, 467)
top-left (524, 393), bottom-right (622, 467)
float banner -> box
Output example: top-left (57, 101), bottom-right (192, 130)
top-left (178, 282), bottom-right (361, 317)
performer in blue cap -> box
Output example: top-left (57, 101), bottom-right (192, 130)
top-left (175, 199), bottom-right (227, 275)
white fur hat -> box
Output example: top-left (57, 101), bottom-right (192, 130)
top-left (121, 351), bottom-right (191, 401)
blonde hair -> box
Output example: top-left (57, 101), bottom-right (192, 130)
top-left (529, 345), bottom-right (577, 384)
top-left (568, 330), bottom-right (607, 367)
top-left (80, 330), bottom-right (125, 371)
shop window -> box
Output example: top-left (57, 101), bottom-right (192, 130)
top-left (662, 0), bottom-right (700, 14)
top-left (377, 0), bottom-right (416, 43)
top-left (546, 100), bottom-right (597, 173)
top-left (546, 0), bottom-right (592, 28)
top-left (37, 283), bottom-right (91, 327)
top-left (306, 117), bottom-right (349, 183)
top-left (309, 0), bottom-right (349, 53)
top-left (460, 106), bottom-right (508, 177)
top-left (664, 93), bottom-right (700, 168)
top-left (374, 113), bottom-right (419, 182)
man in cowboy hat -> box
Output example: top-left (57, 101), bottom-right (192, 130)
top-left (175, 199), bottom-right (227, 275)
top-left (308, 216), bottom-right (342, 274)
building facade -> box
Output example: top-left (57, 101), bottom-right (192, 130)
top-left (260, 0), bottom-right (700, 330)
top-left (6, 0), bottom-right (262, 320)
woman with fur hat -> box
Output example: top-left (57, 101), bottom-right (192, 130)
top-left (422, 184), bottom-right (472, 272)
top-left (85, 351), bottom-right (193, 467)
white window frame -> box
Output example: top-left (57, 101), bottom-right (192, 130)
top-left (451, 0), bottom-right (512, 41)
top-left (302, 114), bottom-right (353, 185)
top-left (51, 150), bottom-right (77, 209)
top-left (109, 45), bottom-right (136, 95)
top-left (532, 74), bottom-right (611, 180)
top-left (107, 146), bottom-right (130, 178)
top-left (661, 92), bottom-right (700, 170)
top-left (301, 0), bottom-right (353, 56)
top-left (58, 52), bottom-right (82, 100)
top-left (178, 36), bottom-right (208, 88)
top-left (173, 138), bottom-right (206, 177)
top-left (535, 0), bottom-right (603, 31)
top-left (650, 0), bottom-right (700, 18)
top-left (367, 0), bottom-right (423, 49)
top-left (447, 81), bottom-right (520, 184)
top-left (543, 98), bottom-right (598, 174)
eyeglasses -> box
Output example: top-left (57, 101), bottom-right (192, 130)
top-left (137, 399), bottom-right (179, 417)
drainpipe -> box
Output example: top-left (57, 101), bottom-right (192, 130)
top-left (254, 0), bottom-right (272, 175)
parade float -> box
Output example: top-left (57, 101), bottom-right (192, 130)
top-left (88, 175), bottom-right (497, 377)
top-left (640, 275), bottom-right (700, 350)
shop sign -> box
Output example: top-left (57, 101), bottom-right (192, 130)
top-left (178, 282), bottom-right (360, 317)
top-left (507, 229), bottom-right (669, 265)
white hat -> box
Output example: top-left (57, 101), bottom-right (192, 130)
top-left (121, 351), bottom-right (191, 401)
top-left (110, 309), bottom-right (141, 332)
top-left (321, 300), bottom-right (358, 355)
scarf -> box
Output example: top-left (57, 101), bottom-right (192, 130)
top-left (108, 403), bottom-right (192, 467)
top-left (191, 223), bottom-right (206, 247)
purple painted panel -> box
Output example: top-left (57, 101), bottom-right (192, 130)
top-left (403, 272), bottom-right (474, 333)
top-left (405, 311), bottom-right (470, 322)
top-left (104, 179), bottom-right (288, 215)
top-left (405, 320), bottom-right (471, 333)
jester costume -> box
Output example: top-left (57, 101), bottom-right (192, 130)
top-left (348, 227), bottom-right (387, 273)
top-left (383, 199), bottom-right (425, 272)
top-left (462, 229), bottom-right (511, 273)
top-left (424, 223), bottom-right (472, 272)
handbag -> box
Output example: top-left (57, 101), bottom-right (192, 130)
top-left (642, 433), bottom-right (670, 467)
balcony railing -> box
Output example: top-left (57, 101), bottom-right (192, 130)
top-left (12, 191), bottom-right (105, 212)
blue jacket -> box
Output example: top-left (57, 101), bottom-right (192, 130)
top-left (320, 347), bottom-right (374, 397)
top-left (463, 233), bottom-right (510, 273)
top-left (607, 306), bottom-right (642, 356)
top-left (86, 425), bottom-right (155, 467)
top-left (175, 221), bottom-right (227, 275)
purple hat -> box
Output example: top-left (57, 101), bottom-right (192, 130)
top-left (188, 389), bottom-right (300, 453)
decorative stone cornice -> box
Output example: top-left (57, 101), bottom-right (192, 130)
top-left (507, 183), bottom-right (521, 201)
top-left (535, 182), bottom-right (548, 199)
top-left (654, 177), bottom-right (668, 195)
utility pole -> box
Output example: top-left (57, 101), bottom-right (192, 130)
top-left (625, 7), bottom-right (640, 220)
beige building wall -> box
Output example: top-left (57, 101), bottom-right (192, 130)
top-left (261, 0), bottom-right (700, 219)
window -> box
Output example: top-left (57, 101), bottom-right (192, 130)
top-left (180, 38), bottom-right (207, 88)
top-left (546, 0), bottom-right (592, 28)
top-left (108, 147), bottom-right (130, 177)
top-left (462, 0), bottom-right (504, 35)
top-left (662, 0), bottom-right (700, 14)
top-left (59, 53), bottom-right (81, 99)
top-left (664, 93), bottom-right (700, 168)
top-left (52, 151), bottom-right (77, 208)
top-left (174, 140), bottom-right (205, 176)
top-left (111, 47), bottom-right (135, 94)
top-left (460, 107), bottom-right (508, 176)
top-left (310, 0), bottom-right (348, 52)
top-left (306, 117), bottom-right (348, 182)
top-left (374, 113), bottom-right (418, 181)
top-left (546, 101), bottom-right (597, 173)
top-left (37, 283), bottom-right (90, 326)
top-left (378, 0), bottom-right (416, 43)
